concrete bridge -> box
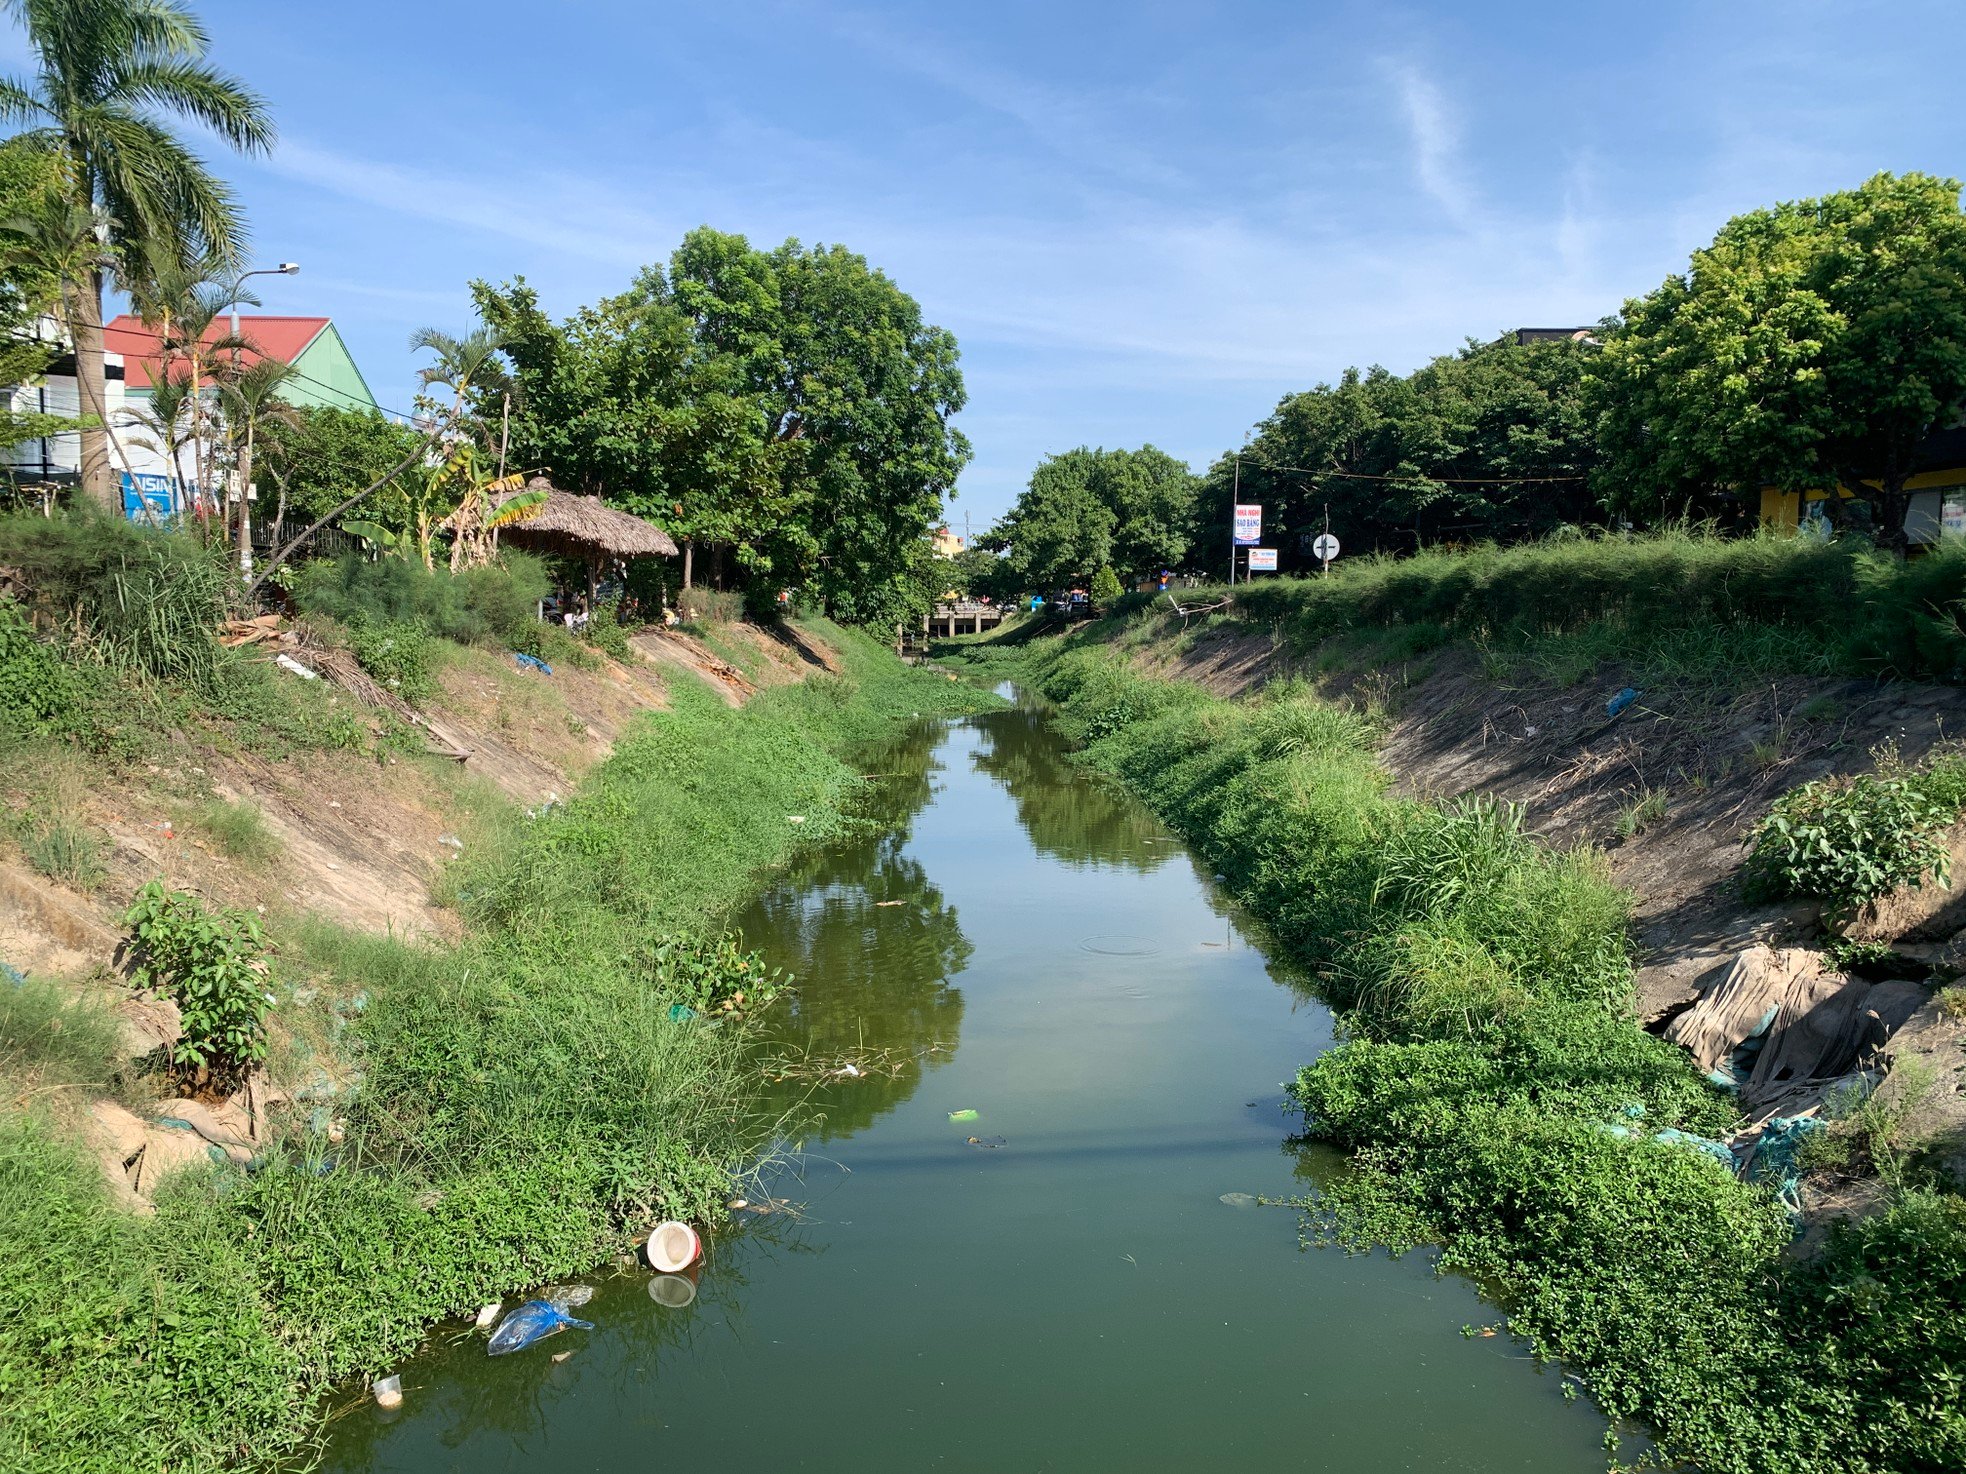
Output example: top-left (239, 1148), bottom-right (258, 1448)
top-left (927, 600), bottom-right (1007, 638)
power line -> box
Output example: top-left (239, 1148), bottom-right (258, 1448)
top-left (1243, 458), bottom-right (1589, 486)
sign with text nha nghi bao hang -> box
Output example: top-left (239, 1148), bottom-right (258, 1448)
top-left (1232, 504), bottom-right (1262, 546)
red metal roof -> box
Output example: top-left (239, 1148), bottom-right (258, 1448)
top-left (103, 314), bottom-right (331, 390)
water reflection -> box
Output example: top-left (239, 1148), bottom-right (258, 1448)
top-left (969, 707), bottom-right (1169, 870)
top-left (737, 724), bottom-right (969, 1140)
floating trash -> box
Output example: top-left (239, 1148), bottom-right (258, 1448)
top-left (948, 1108), bottom-right (979, 1122)
top-left (644, 1220), bottom-right (702, 1273)
top-left (965, 1135), bottom-right (1007, 1150)
top-left (474, 1302), bottom-right (502, 1329)
top-left (373, 1374), bottom-right (403, 1409)
top-left (487, 1300), bottom-right (592, 1357)
top-left (1219, 1192), bottom-right (1259, 1209)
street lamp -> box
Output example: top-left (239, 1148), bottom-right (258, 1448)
top-left (227, 261), bottom-right (300, 344)
top-left (220, 263), bottom-right (298, 576)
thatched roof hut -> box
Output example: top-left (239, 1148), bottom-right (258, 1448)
top-left (495, 478), bottom-right (678, 600)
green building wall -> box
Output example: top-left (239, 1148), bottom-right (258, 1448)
top-left (286, 324), bottom-right (379, 413)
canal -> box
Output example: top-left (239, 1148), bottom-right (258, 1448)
top-left (325, 698), bottom-right (1611, 1472)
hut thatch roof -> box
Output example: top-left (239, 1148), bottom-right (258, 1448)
top-left (495, 478), bottom-right (679, 560)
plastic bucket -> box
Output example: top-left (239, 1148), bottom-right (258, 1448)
top-left (644, 1220), bottom-right (701, 1273)
top-left (647, 1274), bottom-right (697, 1308)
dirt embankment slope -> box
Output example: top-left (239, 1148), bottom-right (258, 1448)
top-left (1142, 619), bottom-right (1966, 1193)
top-left (0, 621), bottom-right (832, 1207)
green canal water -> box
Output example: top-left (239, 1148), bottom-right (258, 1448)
top-left (325, 700), bottom-right (1614, 1472)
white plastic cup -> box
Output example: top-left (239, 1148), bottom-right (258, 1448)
top-left (373, 1375), bottom-right (403, 1409)
top-left (644, 1220), bottom-right (702, 1273)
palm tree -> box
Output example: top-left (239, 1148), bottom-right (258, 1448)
top-left (127, 245), bottom-right (250, 521)
top-left (0, 0), bottom-right (274, 511)
top-left (409, 324), bottom-right (510, 444)
top-left (214, 356), bottom-right (297, 573)
top-left (247, 324), bottom-right (509, 595)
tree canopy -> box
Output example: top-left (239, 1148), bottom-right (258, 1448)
top-left (474, 227), bottom-right (969, 627)
top-left (1190, 337), bottom-right (1601, 577)
top-left (985, 445), bottom-right (1196, 595)
top-left (1591, 171), bottom-right (1966, 552)
top-left (256, 404), bottom-right (424, 525)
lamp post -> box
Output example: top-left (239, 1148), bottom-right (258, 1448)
top-left (220, 263), bottom-right (299, 574)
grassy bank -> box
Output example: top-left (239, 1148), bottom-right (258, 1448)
top-left (1135, 529), bottom-right (1966, 685)
top-left (0, 528), bottom-right (995, 1472)
top-left (1011, 636), bottom-right (1965, 1473)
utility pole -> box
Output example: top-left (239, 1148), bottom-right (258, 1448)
top-left (1228, 455), bottom-right (1240, 586)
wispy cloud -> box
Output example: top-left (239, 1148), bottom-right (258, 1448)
top-left (1386, 61), bottom-right (1477, 229)
top-left (819, 7), bottom-right (1187, 193)
top-left (261, 140), bottom-right (671, 267)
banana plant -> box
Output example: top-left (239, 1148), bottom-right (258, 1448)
top-left (346, 442), bottom-right (544, 570)
top-left (439, 443), bottom-right (543, 571)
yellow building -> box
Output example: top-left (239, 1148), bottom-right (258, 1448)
top-left (1759, 431), bottom-right (1966, 546)
top-left (931, 525), bottom-right (964, 558)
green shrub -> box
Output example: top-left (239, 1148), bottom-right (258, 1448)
top-left (1782, 1191), bottom-right (1966, 1470)
top-left (0, 599), bottom-right (90, 738)
top-left (0, 511), bottom-right (232, 692)
top-left (1744, 755), bottom-right (1966, 912)
top-left (640, 931), bottom-right (789, 1017)
top-left (292, 551), bottom-right (548, 648)
top-left (343, 617), bottom-right (435, 704)
top-left (582, 596), bottom-right (635, 660)
top-left (678, 587), bottom-right (744, 626)
top-left (0, 1110), bottom-right (302, 1472)
top-left (16, 811), bottom-right (105, 890)
top-left (121, 881), bottom-right (272, 1086)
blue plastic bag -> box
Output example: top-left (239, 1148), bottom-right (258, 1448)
top-left (487, 1298), bottom-right (593, 1356)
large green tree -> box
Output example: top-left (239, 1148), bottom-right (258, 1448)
top-left (986, 445), bottom-right (1197, 594)
top-left (0, 0), bottom-right (272, 510)
top-left (477, 229), bottom-right (970, 627)
top-left (254, 403), bottom-right (422, 531)
top-left (668, 229), bottom-right (970, 626)
top-left (1592, 172), bottom-right (1966, 552)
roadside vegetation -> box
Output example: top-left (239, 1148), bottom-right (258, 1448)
top-left (1090, 528), bottom-right (1966, 688)
top-left (994, 633), bottom-right (1966, 1473)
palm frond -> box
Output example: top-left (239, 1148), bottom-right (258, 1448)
top-left (0, 75), bottom-right (47, 124)
top-left (104, 58), bottom-right (272, 153)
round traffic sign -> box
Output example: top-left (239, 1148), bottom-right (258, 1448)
top-left (1312, 532), bottom-right (1341, 562)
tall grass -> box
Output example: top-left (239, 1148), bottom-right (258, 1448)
top-left (1023, 638), bottom-right (1966, 1474)
top-left (0, 972), bottom-right (122, 1088)
top-left (1172, 529), bottom-right (1966, 683)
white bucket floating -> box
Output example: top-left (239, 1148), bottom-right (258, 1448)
top-left (644, 1220), bottom-right (702, 1273)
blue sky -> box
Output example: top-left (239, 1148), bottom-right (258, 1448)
top-left (12, 0), bottom-right (1966, 526)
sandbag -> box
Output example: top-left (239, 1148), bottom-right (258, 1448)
top-left (1747, 972), bottom-right (1871, 1109)
top-left (1665, 946), bottom-right (1814, 1073)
